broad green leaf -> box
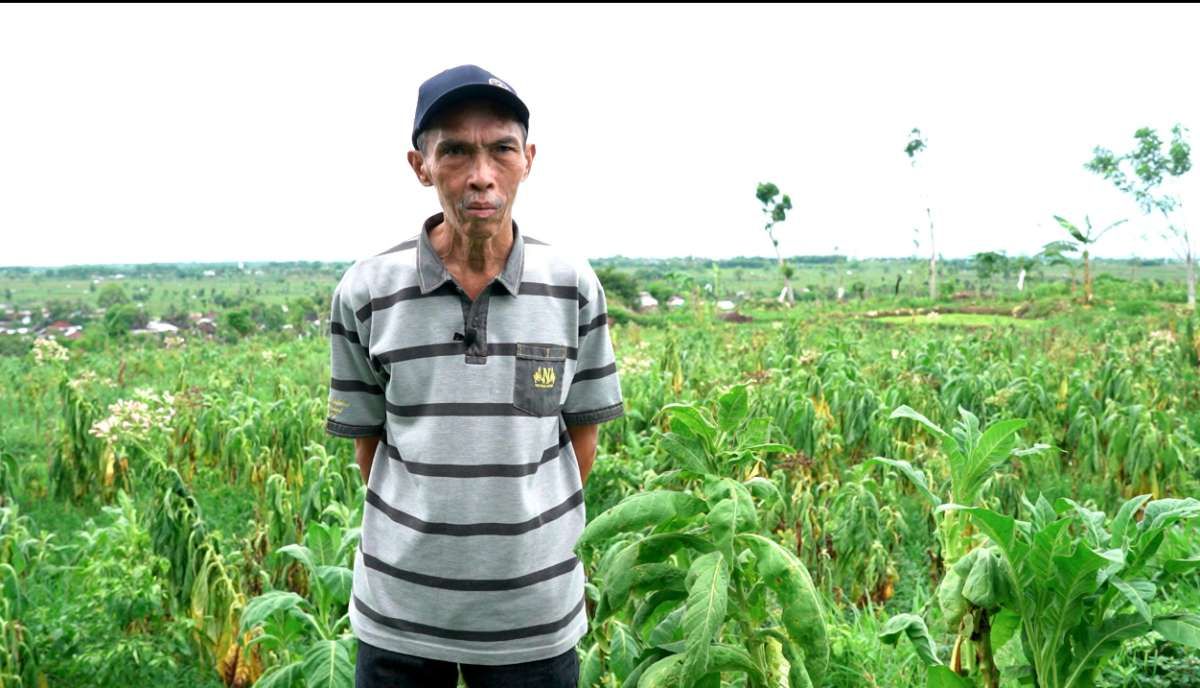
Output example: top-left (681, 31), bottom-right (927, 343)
top-left (1164, 557), bottom-right (1200, 575)
top-left (1154, 614), bottom-right (1200, 649)
top-left (239, 590), bottom-right (307, 634)
top-left (717, 384), bottom-right (749, 434)
top-left (869, 457), bottom-right (941, 507)
top-left (637, 532), bottom-right (715, 563)
top-left (680, 551), bottom-right (730, 684)
top-left (579, 642), bottom-right (602, 688)
top-left (633, 590), bottom-right (686, 638)
top-left (315, 565), bottom-right (353, 607)
top-left (302, 639), bottom-right (354, 688)
top-left (1141, 498), bottom-right (1200, 534)
top-left (1055, 498), bottom-right (1107, 548)
top-left (927, 666), bottom-right (973, 688)
top-left (253, 663), bottom-right (304, 688)
top-left (1111, 576), bottom-right (1152, 623)
top-left (938, 548), bottom-right (981, 627)
top-left (621, 650), bottom-right (669, 688)
top-left (602, 541), bottom-right (643, 616)
top-left (990, 609), bottom-right (1020, 653)
top-left (744, 476), bottom-right (784, 508)
top-left (740, 442), bottom-right (793, 455)
top-left (889, 405), bottom-right (951, 440)
top-left (878, 613), bottom-right (941, 666)
top-left (649, 605), bottom-right (686, 649)
top-left (704, 643), bottom-right (766, 685)
top-left (1061, 614), bottom-right (1149, 688)
top-left (638, 654), bottom-right (683, 688)
top-left (742, 416), bottom-right (771, 447)
top-left (960, 418), bottom-right (1026, 502)
top-left (962, 549), bottom-right (1009, 609)
top-left (277, 543), bottom-right (317, 574)
top-left (579, 491), bottom-right (706, 549)
top-left (1110, 494), bottom-right (1152, 549)
top-left (660, 433), bottom-right (711, 475)
top-left (609, 622), bottom-right (641, 683)
top-left (662, 404), bottom-right (718, 445)
top-left (778, 639), bottom-right (814, 688)
top-left (740, 533), bottom-right (829, 682)
top-left (707, 497), bottom-right (757, 560)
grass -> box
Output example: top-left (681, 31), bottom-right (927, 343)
top-left (871, 313), bottom-right (1043, 328)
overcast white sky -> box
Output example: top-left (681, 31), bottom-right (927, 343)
top-left (2, 3), bottom-right (1199, 267)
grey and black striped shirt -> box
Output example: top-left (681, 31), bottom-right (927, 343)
top-left (326, 212), bottom-right (624, 664)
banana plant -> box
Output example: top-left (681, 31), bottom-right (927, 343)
top-left (870, 405), bottom-right (1050, 566)
top-left (575, 384), bottom-right (829, 688)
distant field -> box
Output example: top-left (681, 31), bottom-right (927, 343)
top-left (871, 312), bottom-right (1043, 328)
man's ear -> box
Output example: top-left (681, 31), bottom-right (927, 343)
top-left (407, 150), bottom-right (434, 187)
top-left (522, 143), bottom-right (536, 181)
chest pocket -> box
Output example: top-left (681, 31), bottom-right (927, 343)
top-left (513, 343), bottom-right (566, 417)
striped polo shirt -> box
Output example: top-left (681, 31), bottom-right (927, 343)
top-left (325, 212), bottom-right (624, 665)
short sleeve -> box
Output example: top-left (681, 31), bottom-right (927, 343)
top-left (561, 261), bottom-right (625, 426)
top-left (325, 265), bottom-right (387, 438)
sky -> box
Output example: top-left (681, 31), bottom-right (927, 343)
top-left (2, 3), bottom-right (1199, 267)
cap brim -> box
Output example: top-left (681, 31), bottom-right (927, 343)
top-left (413, 84), bottom-right (530, 149)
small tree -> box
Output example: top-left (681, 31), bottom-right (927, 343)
top-left (972, 252), bottom-right (1007, 297)
top-left (905, 127), bottom-right (937, 300)
top-left (1087, 125), bottom-right (1194, 310)
top-left (755, 182), bottom-right (795, 305)
top-left (97, 283), bottom-right (130, 309)
top-left (1050, 215), bottom-right (1127, 304)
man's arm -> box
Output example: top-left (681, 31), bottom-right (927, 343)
top-left (354, 436), bottom-right (381, 484)
top-left (567, 423), bottom-right (599, 486)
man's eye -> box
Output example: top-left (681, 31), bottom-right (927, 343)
top-left (444, 145), bottom-right (466, 156)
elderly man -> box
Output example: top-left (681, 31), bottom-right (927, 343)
top-left (325, 64), bottom-right (624, 688)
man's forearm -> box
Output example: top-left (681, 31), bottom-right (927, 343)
top-left (354, 436), bottom-right (381, 484)
top-left (566, 423), bottom-right (599, 485)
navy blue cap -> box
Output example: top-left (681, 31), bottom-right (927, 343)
top-left (412, 65), bottom-right (530, 150)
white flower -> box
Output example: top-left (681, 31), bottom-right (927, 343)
top-left (89, 390), bottom-right (176, 445)
top-left (32, 337), bottom-right (70, 365)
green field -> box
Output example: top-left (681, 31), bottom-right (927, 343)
top-left (2, 263), bottom-right (1199, 688)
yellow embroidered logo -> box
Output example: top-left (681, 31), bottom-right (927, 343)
top-left (328, 398), bottom-right (349, 416)
top-left (532, 366), bottom-right (556, 389)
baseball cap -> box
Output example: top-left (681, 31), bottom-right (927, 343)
top-left (411, 65), bottom-right (530, 150)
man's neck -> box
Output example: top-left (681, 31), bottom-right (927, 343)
top-left (430, 216), bottom-right (513, 279)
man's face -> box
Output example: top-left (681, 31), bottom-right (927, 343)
top-left (408, 102), bottom-right (535, 240)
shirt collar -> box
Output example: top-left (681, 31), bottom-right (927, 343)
top-left (416, 212), bottom-right (525, 296)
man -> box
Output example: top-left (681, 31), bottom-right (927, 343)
top-left (325, 64), bottom-right (624, 688)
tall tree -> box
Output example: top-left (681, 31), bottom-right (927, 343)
top-left (905, 127), bottom-right (937, 300)
top-left (1051, 215), bottom-right (1127, 304)
top-left (1087, 125), bottom-right (1194, 310)
top-left (756, 182), bottom-right (795, 305)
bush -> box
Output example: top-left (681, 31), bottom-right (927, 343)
top-left (96, 283), bottom-right (129, 309)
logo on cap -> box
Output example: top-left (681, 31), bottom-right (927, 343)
top-left (488, 77), bottom-right (513, 93)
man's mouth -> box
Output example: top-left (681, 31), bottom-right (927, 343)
top-left (465, 203), bottom-right (500, 218)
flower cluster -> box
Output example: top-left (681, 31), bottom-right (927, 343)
top-left (89, 390), bottom-right (176, 445)
top-left (67, 369), bottom-right (116, 392)
top-left (260, 350), bottom-right (287, 364)
top-left (617, 339), bottom-right (654, 376)
top-left (1141, 329), bottom-right (1179, 361)
top-left (163, 336), bottom-right (186, 350)
top-left (796, 349), bottom-right (820, 366)
top-left (32, 337), bottom-right (70, 365)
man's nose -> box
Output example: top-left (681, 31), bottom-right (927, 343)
top-left (466, 152), bottom-right (497, 191)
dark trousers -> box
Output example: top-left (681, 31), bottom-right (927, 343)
top-left (354, 639), bottom-right (580, 688)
